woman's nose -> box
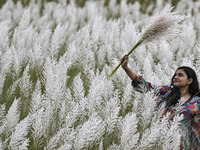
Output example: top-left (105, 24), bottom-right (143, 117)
top-left (174, 75), bottom-right (178, 79)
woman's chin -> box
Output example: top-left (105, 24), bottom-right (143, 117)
top-left (173, 83), bottom-right (179, 87)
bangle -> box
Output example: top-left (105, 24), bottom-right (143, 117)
top-left (134, 75), bottom-right (139, 80)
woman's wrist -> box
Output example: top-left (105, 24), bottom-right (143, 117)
top-left (122, 65), bottom-right (129, 70)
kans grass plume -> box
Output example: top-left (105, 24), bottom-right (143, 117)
top-left (109, 5), bottom-right (185, 77)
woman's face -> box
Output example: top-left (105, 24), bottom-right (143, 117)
top-left (173, 69), bottom-right (192, 88)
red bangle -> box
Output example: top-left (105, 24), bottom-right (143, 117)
top-left (134, 75), bottom-right (139, 80)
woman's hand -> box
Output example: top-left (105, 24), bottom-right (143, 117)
top-left (120, 55), bottom-right (137, 80)
top-left (121, 55), bottom-right (129, 69)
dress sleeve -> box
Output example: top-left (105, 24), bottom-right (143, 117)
top-left (131, 75), bottom-right (154, 92)
top-left (182, 97), bottom-right (200, 121)
top-left (131, 75), bottom-right (171, 97)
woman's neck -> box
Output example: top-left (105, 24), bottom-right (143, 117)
top-left (179, 87), bottom-right (191, 100)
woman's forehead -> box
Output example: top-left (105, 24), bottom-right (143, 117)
top-left (175, 69), bottom-right (186, 74)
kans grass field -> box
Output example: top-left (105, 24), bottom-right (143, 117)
top-left (0, 0), bottom-right (200, 149)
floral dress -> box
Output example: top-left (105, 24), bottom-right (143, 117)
top-left (132, 75), bottom-right (200, 150)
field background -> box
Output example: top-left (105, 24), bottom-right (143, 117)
top-left (0, 0), bottom-right (181, 8)
top-left (0, 0), bottom-right (200, 149)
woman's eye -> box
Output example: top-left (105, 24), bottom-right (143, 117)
top-left (178, 73), bottom-right (183, 77)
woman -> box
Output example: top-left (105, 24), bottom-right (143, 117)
top-left (121, 55), bottom-right (200, 150)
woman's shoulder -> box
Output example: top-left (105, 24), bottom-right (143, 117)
top-left (189, 96), bottom-right (200, 104)
top-left (183, 96), bottom-right (200, 115)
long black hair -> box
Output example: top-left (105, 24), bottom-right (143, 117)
top-left (163, 66), bottom-right (200, 106)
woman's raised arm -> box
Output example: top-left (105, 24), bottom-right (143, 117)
top-left (121, 55), bottom-right (138, 80)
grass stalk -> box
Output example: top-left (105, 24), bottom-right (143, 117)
top-left (109, 40), bottom-right (142, 77)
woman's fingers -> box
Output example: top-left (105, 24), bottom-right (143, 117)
top-left (121, 55), bottom-right (129, 69)
top-left (121, 55), bottom-right (128, 63)
top-left (120, 56), bottom-right (124, 62)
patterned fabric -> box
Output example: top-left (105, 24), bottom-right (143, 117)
top-left (132, 75), bottom-right (200, 150)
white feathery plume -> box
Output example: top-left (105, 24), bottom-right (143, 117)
top-left (43, 58), bottom-right (58, 101)
top-left (31, 108), bottom-right (45, 149)
top-left (103, 96), bottom-right (120, 134)
top-left (120, 19), bottom-right (138, 53)
top-left (57, 143), bottom-right (72, 150)
top-left (109, 5), bottom-right (185, 77)
top-left (42, 102), bottom-right (54, 141)
top-left (12, 9), bottom-right (31, 49)
top-left (156, 40), bottom-right (173, 67)
top-left (140, 5), bottom-right (184, 43)
top-left (11, 48), bottom-right (23, 77)
top-left (108, 0), bottom-right (120, 18)
top-left (46, 128), bottom-right (67, 150)
top-left (0, 99), bottom-right (20, 148)
top-left (19, 64), bottom-right (33, 118)
top-left (50, 23), bottom-right (68, 57)
top-left (46, 125), bottom-right (76, 150)
top-left (64, 100), bottom-right (87, 130)
top-left (9, 0), bottom-right (24, 23)
top-left (85, 1), bottom-right (103, 22)
top-left (0, 104), bottom-right (5, 135)
top-left (107, 143), bottom-right (121, 150)
top-left (0, 20), bottom-right (11, 50)
top-left (159, 102), bottom-right (182, 150)
top-left (0, 72), bottom-right (6, 96)
top-left (100, 72), bottom-right (114, 100)
top-left (36, 29), bottom-right (51, 56)
top-left (55, 54), bottom-right (71, 98)
top-left (0, 104), bottom-right (5, 123)
top-left (9, 116), bottom-right (31, 150)
top-left (42, 10), bottom-right (58, 30)
top-left (52, 3), bottom-right (67, 24)
top-left (72, 73), bottom-right (85, 102)
top-left (138, 104), bottom-right (169, 149)
top-left (0, 0), bottom-right (14, 21)
top-left (15, 25), bottom-right (38, 50)
top-left (46, 102), bottom-right (77, 149)
top-left (30, 80), bottom-right (43, 114)
top-left (140, 92), bottom-right (158, 129)
top-left (3, 98), bottom-right (20, 136)
top-left (19, 64), bottom-right (32, 97)
top-left (74, 113), bottom-right (105, 149)
top-left (98, 140), bottom-right (103, 150)
top-left (43, 57), bottom-right (55, 95)
top-left (131, 91), bottom-right (142, 114)
top-left (179, 22), bottom-right (196, 51)
top-left (58, 89), bottom-right (73, 124)
top-left (120, 113), bottom-right (139, 150)
top-left (162, 115), bottom-right (182, 150)
top-left (28, 0), bottom-right (41, 23)
top-left (43, 56), bottom-right (70, 105)
top-left (91, 16), bottom-right (105, 43)
top-left (58, 100), bottom-right (68, 126)
top-left (121, 83), bottom-right (134, 116)
top-left (1, 48), bottom-right (13, 75)
top-left (173, 22), bottom-right (196, 63)
top-left (142, 54), bottom-right (154, 79)
top-left (6, 79), bottom-right (20, 101)
top-left (137, 118), bottom-right (161, 149)
top-left (18, 8), bottom-right (31, 30)
top-left (86, 74), bottom-right (106, 114)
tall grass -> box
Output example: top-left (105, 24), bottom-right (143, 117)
top-left (0, 0), bottom-right (200, 149)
